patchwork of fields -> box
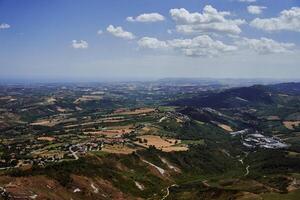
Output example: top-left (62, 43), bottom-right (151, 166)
top-left (0, 81), bottom-right (300, 199)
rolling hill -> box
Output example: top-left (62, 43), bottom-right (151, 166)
top-left (171, 85), bottom-right (275, 109)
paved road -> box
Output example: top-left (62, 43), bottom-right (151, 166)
top-left (238, 152), bottom-right (250, 176)
top-left (245, 165), bottom-right (250, 176)
top-left (69, 146), bottom-right (79, 160)
top-left (161, 184), bottom-right (177, 200)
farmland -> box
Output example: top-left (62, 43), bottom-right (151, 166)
top-left (0, 80), bottom-right (300, 199)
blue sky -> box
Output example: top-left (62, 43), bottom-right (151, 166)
top-left (0, 0), bottom-right (299, 81)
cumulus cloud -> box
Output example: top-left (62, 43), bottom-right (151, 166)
top-left (106, 25), bottom-right (135, 40)
top-left (138, 35), bottom-right (237, 57)
top-left (169, 5), bottom-right (246, 35)
top-left (0, 23), bottom-right (10, 29)
top-left (72, 40), bottom-right (88, 49)
top-left (127, 13), bottom-right (165, 22)
top-left (236, 37), bottom-right (295, 54)
top-left (250, 7), bottom-right (300, 32)
top-left (247, 5), bottom-right (267, 15)
top-left (169, 36), bottom-right (237, 57)
top-left (138, 37), bottom-right (168, 49)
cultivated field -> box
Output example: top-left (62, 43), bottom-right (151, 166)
top-left (283, 121), bottom-right (300, 130)
top-left (84, 125), bottom-right (134, 137)
top-left (135, 135), bottom-right (188, 152)
top-left (30, 116), bottom-right (76, 127)
top-left (218, 124), bottom-right (233, 132)
top-left (74, 95), bottom-right (103, 104)
top-left (113, 108), bottom-right (155, 115)
top-left (101, 144), bottom-right (138, 154)
top-left (37, 136), bottom-right (56, 142)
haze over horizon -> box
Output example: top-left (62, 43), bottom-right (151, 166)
top-left (1, 0), bottom-right (300, 80)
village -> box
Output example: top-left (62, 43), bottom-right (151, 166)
top-left (0, 107), bottom-right (190, 170)
top-left (230, 129), bottom-right (289, 149)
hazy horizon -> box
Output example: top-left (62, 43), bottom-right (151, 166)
top-left (1, 76), bottom-right (300, 85)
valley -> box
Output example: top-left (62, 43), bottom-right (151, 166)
top-left (0, 80), bottom-right (300, 199)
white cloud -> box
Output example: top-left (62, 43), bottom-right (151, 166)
top-left (138, 37), bottom-right (168, 49)
top-left (235, 37), bottom-right (295, 54)
top-left (138, 34), bottom-right (296, 57)
top-left (97, 30), bottom-right (103, 35)
top-left (247, 5), bottom-right (267, 15)
top-left (127, 13), bottom-right (165, 22)
top-left (138, 35), bottom-right (237, 57)
top-left (0, 23), bottom-right (10, 29)
top-left (250, 7), bottom-right (300, 32)
top-left (106, 25), bottom-right (135, 40)
top-left (169, 35), bottom-right (237, 57)
top-left (170, 5), bottom-right (246, 35)
top-left (72, 40), bottom-right (88, 49)
top-left (239, 0), bottom-right (256, 3)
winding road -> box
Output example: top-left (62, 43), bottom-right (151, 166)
top-left (69, 146), bottom-right (79, 160)
top-left (238, 152), bottom-right (250, 176)
top-left (161, 184), bottom-right (178, 200)
top-left (245, 165), bottom-right (250, 176)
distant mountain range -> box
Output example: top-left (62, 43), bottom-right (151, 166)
top-left (171, 82), bottom-right (300, 108)
top-left (158, 78), bottom-right (300, 87)
top-left (269, 82), bottom-right (300, 95)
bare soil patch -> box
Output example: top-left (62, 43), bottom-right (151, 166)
top-left (218, 124), bottom-right (233, 132)
top-left (283, 121), bottom-right (300, 130)
top-left (113, 108), bottom-right (155, 115)
top-left (37, 136), bottom-right (56, 142)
